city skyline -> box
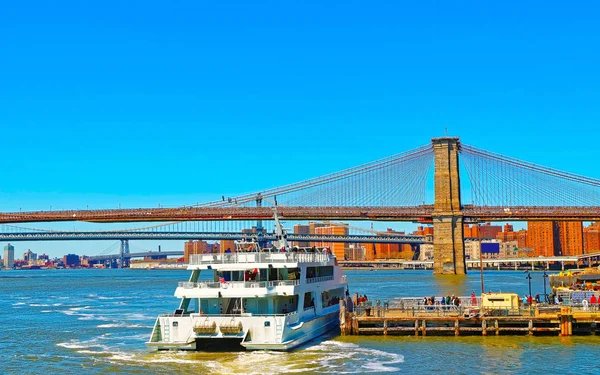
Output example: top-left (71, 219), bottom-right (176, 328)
top-left (4, 219), bottom-right (600, 263)
top-left (2, 1), bottom-right (600, 256)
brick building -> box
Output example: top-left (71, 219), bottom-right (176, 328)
top-left (464, 223), bottom-right (502, 239)
top-left (527, 221), bottom-right (583, 257)
top-left (556, 222), bottom-right (583, 256)
top-left (293, 224), bottom-right (310, 247)
top-left (314, 224), bottom-right (348, 259)
top-left (584, 223), bottom-right (600, 253)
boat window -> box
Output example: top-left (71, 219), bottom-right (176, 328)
top-left (287, 268), bottom-right (300, 280)
top-left (321, 287), bottom-right (345, 308)
top-left (244, 268), bottom-right (260, 281)
top-left (277, 295), bottom-right (298, 314)
top-left (306, 266), bottom-right (333, 279)
top-left (303, 292), bottom-right (315, 309)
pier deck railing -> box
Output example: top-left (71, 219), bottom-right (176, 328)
top-left (354, 299), bottom-right (599, 318)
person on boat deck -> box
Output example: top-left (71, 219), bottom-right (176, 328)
top-left (591, 294), bottom-right (597, 310)
top-left (471, 292), bottom-right (477, 306)
top-left (535, 294), bottom-right (541, 303)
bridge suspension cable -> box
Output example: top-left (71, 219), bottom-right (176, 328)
top-left (460, 144), bottom-right (600, 207)
top-left (193, 144), bottom-right (434, 208)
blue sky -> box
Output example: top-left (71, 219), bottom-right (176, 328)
top-left (1, 1), bottom-right (599, 257)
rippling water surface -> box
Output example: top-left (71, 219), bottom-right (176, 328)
top-left (1, 268), bottom-right (598, 374)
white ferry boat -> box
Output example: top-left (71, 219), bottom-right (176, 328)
top-left (146, 222), bottom-right (348, 351)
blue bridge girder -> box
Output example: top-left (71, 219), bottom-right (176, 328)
top-left (89, 251), bottom-right (183, 262)
top-left (0, 231), bottom-right (430, 244)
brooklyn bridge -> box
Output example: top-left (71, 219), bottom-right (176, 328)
top-left (3, 137), bottom-right (600, 274)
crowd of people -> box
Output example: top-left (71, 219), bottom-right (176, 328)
top-left (422, 294), bottom-right (464, 308)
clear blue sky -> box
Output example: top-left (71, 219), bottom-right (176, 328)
top-left (1, 1), bottom-right (599, 257)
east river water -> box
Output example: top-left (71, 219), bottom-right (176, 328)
top-left (1, 268), bottom-right (599, 374)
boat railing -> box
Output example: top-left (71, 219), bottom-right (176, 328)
top-left (189, 252), bottom-right (331, 266)
top-left (306, 275), bottom-right (335, 284)
top-left (178, 280), bottom-right (300, 289)
top-left (267, 280), bottom-right (300, 287)
top-left (388, 296), bottom-right (481, 309)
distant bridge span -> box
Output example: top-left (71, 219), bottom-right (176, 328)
top-left (88, 251), bottom-right (183, 262)
top-left (0, 231), bottom-right (430, 244)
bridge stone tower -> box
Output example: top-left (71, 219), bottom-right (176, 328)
top-left (119, 239), bottom-right (130, 268)
top-left (431, 137), bottom-right (466, 274)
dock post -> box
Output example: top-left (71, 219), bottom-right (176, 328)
top-left (528, 320), bottom-right (533, 336)
top-left (482, 320), bottom-right (487, 336)
top-left (560, 307), bottom-right (573, 336)
top-left (415, 320), bottom-right (419, 336)
top-left (455, 319), bottom-right (460, 336)
top-left (352, 316), bottom-right (359, 335)
top-left (495, 320), bottom-right (499, 335)
top-left (421, 320), bottom-right (427, 336)
top-left (383, 320), bottom-right (388, 336)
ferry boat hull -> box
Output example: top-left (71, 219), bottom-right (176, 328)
top-left (147, 309), bottom-right (340, 351)
top-left (146, 250), bottom-right (348, 352)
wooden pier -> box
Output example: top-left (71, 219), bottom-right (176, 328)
top-left (340, 303), bottom-right (600, 337)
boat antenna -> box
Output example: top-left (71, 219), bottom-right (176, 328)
top-left (271, 200), bottom-right (288, 250)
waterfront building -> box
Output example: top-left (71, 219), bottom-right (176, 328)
top-left (363, 242), bottom-right (377, 261)
top-left (220, 240), bottom-right (235, 254)
top-left (184, 240), bottom-right (216, 262)
top-left (499, 241), bottom-right (519, 259)
top-left (464, 240), bottom-right (480, 260)
top-left (527, 221), bottom-right (584, 257)
top-left (496, 228), bottom-right (528, 250)
top-left (23, 249), bottom-right (37, 264)
top-left (527, 222), bottom-right (556, 257)
top-left (3, 243), bottom-right (14, 268)
top-left (293, 224), bottom-right (310, 247)
top-left (419, 243), bottom-right (434, 261)
top-left (345, 243), bottom-right (367, 261)
top-left (480, 240), bottom-right (501, 259)
top-left (465, 240), bottom-right (502, 260)
top-left (584, 223), bottom-right (600, 253)
top-left (375, 229), bottom-right (401, 259)
top-left (556, 222), bottom-right (583, 256)
top-left (464, 223), bottom-right (502, 239)
top-left (63, 254), bottom-right (80, 267)
top-left (314, 224), bottom-right (348, 259)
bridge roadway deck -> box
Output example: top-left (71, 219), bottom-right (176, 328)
top-left (2, 205), bottom-right (600, 224)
